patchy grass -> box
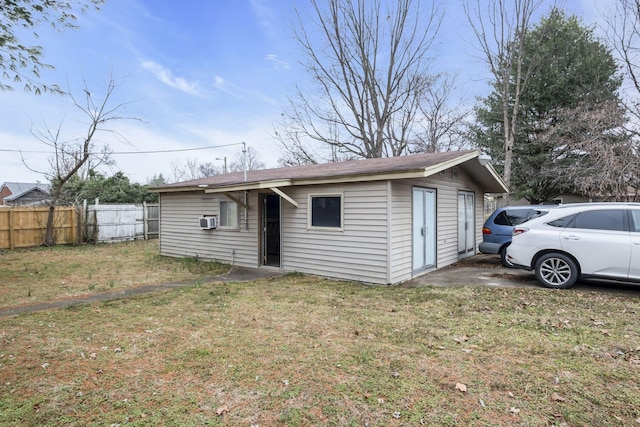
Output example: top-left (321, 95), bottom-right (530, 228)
top-left (0, 240), bottom-right (227, 307)
top-left (1, 269), bottom-right (640, 425)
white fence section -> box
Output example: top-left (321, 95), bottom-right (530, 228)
top-left (84, 200), bottom-right (159, 243)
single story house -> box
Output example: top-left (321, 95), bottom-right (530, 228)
top-left (0, 182), bottom-right (51, 206)
top-left (152, 150), bottom-right (508, 285)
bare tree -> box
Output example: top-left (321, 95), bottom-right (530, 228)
top-left (27, 77), bottom-right (137, 246)
top-left (276, 0), bottom-right (442, 164)
top-left (228, 146), bottom-right (265, 172)
top-left (607, 0), bottom-right (640, 126)
top-left (412, 73), bottom-right (471, 153)
top-left (170, 146), bottom-right (264, 181)
top-left (170, 158), bottom-right (203, 182)
top-left (464, 0), bottom-right (543, 200)
top-left (530, 101), bottom-right (638, 201)
top-left (198, 162), bottom-right (223, 177)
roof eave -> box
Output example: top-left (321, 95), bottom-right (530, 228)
top-left (203, 179), bottom-right (294, 193)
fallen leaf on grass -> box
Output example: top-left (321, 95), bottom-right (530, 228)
top-left (455, 382), bottom-right (467, 392)
top-left (216, 405), bottom-right (229, 415)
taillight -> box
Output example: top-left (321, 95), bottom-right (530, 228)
top-left (482, 227), bottom-right (491, 234)
top-left (512, 227), bottom-right (529, 236)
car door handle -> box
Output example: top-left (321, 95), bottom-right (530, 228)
top-left (562, 235), bottom-right (580, 241)
top-left (633, 240), bottom-right (640, 246)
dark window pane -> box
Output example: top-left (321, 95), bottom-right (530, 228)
top-left (548, 214), bottom-right (576, 228)
top-left (495, 209), bottom-right (529, 226)
top-left (528, 209), bottom-right (549, 220)
top-left (311, 196), bottom-right (341, 228)
top-left (572, 210), bottom-right (625, 231)
top-left (632, 210), bottom-right (640, 233)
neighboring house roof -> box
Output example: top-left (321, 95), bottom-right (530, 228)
top-left (2, 182), bottom-right (51, 202)
top-left (153, 150), bottom-right (508, 194)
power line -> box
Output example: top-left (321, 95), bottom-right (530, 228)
top-left (0, 142), bottom-right (242, 155)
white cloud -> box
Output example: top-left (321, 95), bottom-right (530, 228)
top-left (250, 0), bottom-right (279, 40)
top-left (212, 74), bottom-right (281, 107)
top-left (265, 54), bottom-right (290, 70)
top-left (140, 60), bottom-right (205, 96)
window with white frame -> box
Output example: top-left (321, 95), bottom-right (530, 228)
top-left (219, 200), bottom-right (238, 228)
top-left (309, 194), bottom-right (342, 229)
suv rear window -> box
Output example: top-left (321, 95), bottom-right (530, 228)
top-left (494, 208), bottom-right (549, 226)
top-left (494, 209), bottom-right (530, 226)
top-left (548, 214), bottom-right (576, 228)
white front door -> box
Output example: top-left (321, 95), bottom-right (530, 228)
top-left (457, 192), bottom-right (475, 256)
top-left (413, 188), bottom-right (436, 272)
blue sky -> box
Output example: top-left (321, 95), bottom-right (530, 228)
top-left (1, 0), bottom-right (609, 184)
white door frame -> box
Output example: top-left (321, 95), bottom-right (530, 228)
top-left (457, 191), bottom-right (475, 258)
top-left (413, 187), bottom-right (436, 273)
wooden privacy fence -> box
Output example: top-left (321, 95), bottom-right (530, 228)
top-left (0, 206), bottom-right (79, 250)
top-left (0, 203), bottom-right (159, 249)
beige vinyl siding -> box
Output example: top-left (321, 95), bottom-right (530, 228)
top-left (158, 165), bottom-right (487, 284)
top-left (389, 168), bottom-right (484, 283)
top-left (389, 181), bottom-right (413, 283)
top-left (159, 191), bottom-right (258, 267)
top-left (280, 182), bottom-right (390, 284)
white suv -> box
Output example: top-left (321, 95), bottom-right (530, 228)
top-left (506, 203), bottom-right (640, 288)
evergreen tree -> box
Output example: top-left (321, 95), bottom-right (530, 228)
top-left (53, 171), bottom-right (157, 205)
top-left (473, 8), bottom-right (627, 203)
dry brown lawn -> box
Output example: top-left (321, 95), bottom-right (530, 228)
top-left (0, 240), bottom-right (227, 307)
top-left (1, 240), bottom-right (640, 426)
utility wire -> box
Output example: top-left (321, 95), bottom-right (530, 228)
top-left (0, 142), bottom-right (242, 155)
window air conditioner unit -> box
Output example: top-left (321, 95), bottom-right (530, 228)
top-left (199, 216), bottom-right (217, 230)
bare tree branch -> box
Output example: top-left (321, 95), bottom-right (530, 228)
top-left (24, 76), bottom-right (139, 246)
top-left (276, 0), bottom-right (443, 164)
top-left (464, 0), bottom-right (543, 200)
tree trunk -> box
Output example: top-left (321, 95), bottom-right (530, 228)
top-left (44, 204), bottom-right (56, 247)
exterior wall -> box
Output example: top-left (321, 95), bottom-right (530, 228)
top-left (0, 186), bottom-right (11, 206)
top-left (280, 181), bottom-right (390, 284)
top-left (158, 168), bottom-right (485, 285)
top-left (159, 191), bottom-right (259, 267)
top-left (389, 168), bottom-right (484, 283)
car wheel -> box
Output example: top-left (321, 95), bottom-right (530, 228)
top-left (534, 253), bottom-right (579, 289)
top-left (500, 245), bottom-right (514, 268)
